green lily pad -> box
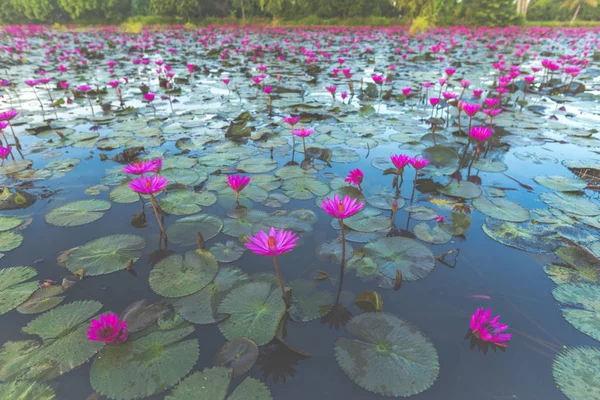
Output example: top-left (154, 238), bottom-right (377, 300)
top-left (167, 214), bottom-right (223, 246)
top-left (0, 231), bottom-right (24, 252)
top-left (0, 160), bottom-right (33, 175)
top-left (210, 241), bottom-right (245, 263)
top-left (540, 192), bottom-right (600, 216)
top-left (166, 367), bottom-right (272, 400)
top-left (121, 299), bottom-right (170, 332)
top-left (439, 212), bottom-right (472, 235)
top-left (0, 266), bottom-right (38, 315)
top-left (0, 380), bottom-right (56, 400)
top-left (544, 246), bottom-right (600, 284)
top-left (316, 239), bottom-right (354, 264)
top-left (472, 197), bottom-right (530, 222)
top-left (343, 209), bottom-right (391, 233)
top-left (0, 216), bottom-right (24, 231)
top-left (553, 347), bottom-right (600, 400)
top-left (282, 177), bottom-right (330, 200)
top-left (287, 280), bottom-right (333, 322)
top-left (367, 193), bottom-right (404, 211)
top-left (335, 313), bottom-right (439, 397)
top-left (439, 179), bottom-right (482, 199)
top-left (161, 168), bottom-right (207, 186)
top-left (364, 237), bottom-right (435, 281)
top-left (472, 159), bottom-right (508, 173)
top-left (214, 338), bottom-right (259, 378)
top-left (66, 234), bottom-right (145, 276)
top-left (45, 199), bottom-right (111, 227)
top-left (149, 250), bottom-right (218, 297)
top-left (238, 157), bottom-right (277, 173)
top-left (414, 222), bottom-right (452, 244)
top-left (422, 145), bottom-right (459, 176)
top-left (482, 218), bottom-right (560, 253)
top-left (0, 301), bottom-right (104, 382)
top-left (217, 281), bottom-right (286, 346)
top-left (160, 189), bottom-right (217, 215)
top-left (91, 325), bottom-right (199, 400)
top-left (109, 183), bottom-right (140, 204)
top-left (16, 285), bottom-right (65, 314)
top-left (405, 206), bottom-right (438, 221)
top-left (534, 176), bottom-right (587, 192)
top-left (552, 283), bottom-right (600, 342)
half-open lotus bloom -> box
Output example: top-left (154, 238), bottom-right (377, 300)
top-left (227, 174), bottom-right (251, 195)
top-left (283, 116), bottom-right (301, 126)
top-left (470, 126), bottom-right (493, 142)
top-left (144, 93), bottom-right (155, 102)
top-left (77, 84), bottom-right (92, 92)
top-left (429, 97), bottom-right (440, 107)
top-left (122, 160), bottom-right (157, 175)
top-left (345, 168), bottom-right (363, 189)
top-left (129, 174), bottom-right (168, 194)
top-left (470, 308), bottom-right (512, 347)
top-left (150, 158), bottom-right (162, 173)
top-left (0, 146), bottom-right (11, 164)
top-left (87, 313), bottom-right (128, 345)
top-left (391, 154), bottom-right (410, 170)
top-left (321, 194), bottom-right (365, 220)
top-left (409, 156), bottom-right (430, 170)
top-left (462, 103), bottom-right (481, 117)
top-left (292, 127), bottom-right (314, 137)
top-left (0, 110), bottom-right (18, 121)
top-left (245, 227), bottom-right (298, 257)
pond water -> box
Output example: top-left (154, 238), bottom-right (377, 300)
top-left (1, 25), bottom-right (600, 400)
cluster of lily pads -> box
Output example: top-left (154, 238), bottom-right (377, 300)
top-left (0, 24), bottom-right (599, 400)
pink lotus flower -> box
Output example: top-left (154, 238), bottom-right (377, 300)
top-left (60, 81), bottom-right (69, 90)
top-left (345, 168), bottom-right (363, 189)
top-left (462, 103), bottom-right (481, 117)
top-left (391, 154), bottom-right (410, 170)
top-left (0, 146), bottom-right (11, 165)
top-left (87, 313), bottom-right (128, 345)
top-left (402, 87), bottom-right (412, 96)
top-left (186, 63), bottom-right (195, 73)
top-left (25, 79), bottom-right (39, 87)
top-left (326, 86), bottom-right (337, 97)
top-left (470, 308), bottom-right (512, 347)
top-left (227, 174), bottom-right (251, 202)
top-left (321, 194), bottom-right (365, 220)
top-left (264, 86), bottom-right (272, 95)
top-left (445, 68), bottom-right (456, 77)
top-left (484, 98), bottom-right (500, 108)
top-left (292, 127), bottom-right (314, 137)
top-left (341, 92), bottom-right (348, 100)
top-left (284, 115), bottom-right (301, 126)
top-left (222, 78), bottom-right (230, 85)
top-left (0, 122), bottom-right (7, 131)
top-left (473, 89), bottom-right (483, 98)
top-left (77, 84), bottom-right (92, 92)
top-left (483, 108), bottom-right (502, 118)
top-left (150, 158), bottom-right (162, 173)
top-left (429, 97), bottom-right (440, 107)
top-left (469, 126), bottom-right (493, 142)
top-left (435, 215), bottom-right (445, 222)
top-left (372, 75), bottom-right (384, 85)
top-left (144, 93), bottom-right (155, 102)
top-left (439, 78), bottom-right (447, 86)
top-left (0, 110), bottom-right (18, 121)
top-left (122, 160), bottom-right (158, 175)
top-left (461, 80), bottom-right (471, 88)
top-left (128, 174), bottom-right (168, 194)
top-left (442, 92), bottom-right (457, 100)
top-left (409, 156), bottom-right (430, 169)
top-left (107, 80), bottom-right (119, 88)
top-left (524, 76), bottom-right (535, 84)
top-left (245, 226), bottom-right (298, 257)
top-left (107, 61), bottom-right (117, 68)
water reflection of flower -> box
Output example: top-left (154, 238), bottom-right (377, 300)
top-left (465, 330), bottom-right (508, 355)
top-left (257, 338), bottom-right (311, 384)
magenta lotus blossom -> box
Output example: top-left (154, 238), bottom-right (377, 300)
top-left (144, 93), bottom-right (155, 102)
top-left (483, 108), bottom-right (502, 118)
top-left (484, 98), bottom-right (500, 108)
top-left (372, 75), bottom-right (384, 85)
top-left (445, 68), bottom-right (456, 77)
top-left (470, 308), bottom-right (512, 347)
top-left (150, 158), bottom-right (162, 173)
top-left (0, 146), bottom-right (11, 165)
top-left (409, 156), bottom-right (430, 170)
top-left (524, 76), bottom-right (535, 84)
top-left (227, 174), bottom-right (251, 202)
top-left (292, 127), bottom-right (314, 137)
top-left (461, 80), bottom-right (471, 88)
top-left (469, 126), bottom-right (493, 142)
top-left (107, 80), bottom-right (119, 88)
top-left (87, 313), bottom-right (128, 345)
top-left (341, 92), bottom-right (348, 100)
top-left (462, 103), bottom-right (481, 117)
top-left (402, 87), bottom-right (412, 96)
top-left (264, 86), bottom-right (272, 95)
top-left (429, 97), bottom-right (440, 107)
top-left (222, 78), bottom-right (230, 85)
top-left (0, 110), bottom-right (18, 121)
top-left (345, 168), bottom-right (364, 190)
top-left (435, 215), bottom-right (445, 223)
top-left (25, 79), bottom-right (39, 87)
top-left (186, 63), bottom-right (195, 73)
top-left (122, 160), bottom-right (158, 175)
top-left (129, 174), bottom-right (168, 194)
top-left (77, 84), bottom-right (92, 92)
top-left (59, 81), bottom-right (69, 90)
top-left (473, 90), bottom-right (483, 98)
top-left (321, 194), bottom-right (365, 220)
top-left (283, 115), bottom-right (301, 126)
top-left (391, 154), bottom-right (410, 170)
top-left (246, 226), bottom-right (298, 257)
top-left (442, 91), bottom-right (457, 100)
top-left (326, 86), bottom-right (337, 98)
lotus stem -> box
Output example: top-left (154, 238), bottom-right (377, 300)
top-left (149, 193), bottom-right (168, 240)
top-left (272, 256), bottom-right (287, 304)
top-left (410, 170), bottom-right (419, 204)
top-left (335, 219), bottom-right (347, 304)
top-left (87, 96), bottom-right (95, 117)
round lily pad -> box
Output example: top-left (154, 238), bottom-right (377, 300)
top-left (91, 325), bottom-right (199, 400)
top-left (45, 199), bottom-right (111, 227)
top-left (66, 234), bottom-right (145, 276)
top-left (287, 280), bottom-right (333, 322)
top-left (109, 183), bottom-right (140, 204)
top-left (214, 338), bottom-right (259, 378)
top-left (422, 145), bottom-right (459, 176)
top-left (210, 241), bottom-right (245, 263)
top-left (167, 214), bottom-right (223, 246)
top-left (161, 168), bottom-right (206, 186)
top-left (364, 237), bottom-right (435, 281)
top-left (0, 160), bottom-right (33, 175)
top-left (160, 189), bottom-right (217, 216)
top-left (438, 212), bottom-right (472, 235)
top-left (367, 193), bottom-right (404, 211)
top-left (439, 179), bottom-right (482, 199)
top-left (414, 222), bottom-right (452, 244)
top-left (0, 231), bottom-right (24, 252)
top-left (404, 206), bottom-right (438, 221)
top-left (149, 250), bottom-right (218, 298)
top-left (0, 216), bottom-right (24, 232)
top-left (16, 285), bottom-right (65, 314)
top-left (121, 299), bottom-right (170, 333)
top-left (540, 192), bottom-right (600, 216)
top-left (552, 282), bottom-right (600, 342)
top-left (282, 177), bottom-right (330, 200)
top-left (238, 157), bottom-right (277, 173)
top-left (553, 347), bottom-right (600, 400)
top-left (472, 197), bottom-right (530, 222)
top-left (544, 246), bottom-right (600, 285)
top-left (0, 380), bottom-right (56, 400)
top-left (534, 176), bottom-right (587, 192)
top-left (217, 281), bottom-right (286, 346)
top-left (472, 159), bottom-right (508, 173)
top-left (482, 218), bottom-right (560, 253)
top-left (0, 266), bottom-right (38, 315)
top-left (335, 313), bottom-right (439, 397)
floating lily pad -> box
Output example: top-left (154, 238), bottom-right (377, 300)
top-left (121, 299), bottom-right (170, 333)
top-left (472, 197), bottom-right (529, 222)
top-left (214, 338), bottom-right (259, 378)
top-left (422, 145), bottom-right (459, 176)
top-left (343, 210), bottom-right (391, 233)
top-left (160, 189), bottom-right (217, 215)
top-left (405, 206), bottom-right (438, 221)
top-left (217, 281), bottom-right (286, 346)
top-left (109, 183), bottom-right (140, 204)
top-left (482, 218), bottom-right (560, 253)
top-left (553, 347), bottom-right (600, 400)
top-left (414, 222), bottom-right (452, 244)
top-left (282, 177), bottom-right (330, 200)
top-left (367, 193), bottom-right (404, 210)
top-left (210, 241), bottom-right (245, 263)
top-left (0, 216), bottom-right (24, 232)
top-left (552, 283), bottom-right (600, 342)
top-left (534, 176), bottom-right (587, 192)
top-left (439, 212), bottom-right (472, 235)
top-left (0, 380), bottom-right (56, 400)
top-left (287, 280), bottom-right (333, 322)
top-left (16, 285), bottom-right (65, 314)
top-left (0, 231), bottom-right (24, 252)
top-left (472, 159), bottom-right (508, 173)
top-left (149, 250), bottom-right (218, 298)
top-left (0, 160), bottom-right (33, 175)
top-left (354, 291), bottom-right (384, 312)
top-left (0, 266), bottom-right (38, 315)
top-left (238, 158), bottom-right (277, 173)
top-left (91, 325), bottom-right (199, 400)
top-left (545, 246), bottom-right (600, 284)
top-left (45, 199), bottom-right (111, 227)
top-left (161, 168), bottom-right (206, 186)
top-left (335, 313), bottom-right (439, 397)
top-left (439, 179), bottom-right (482, 199)
top-left (167, 214), bottom-right (223, 246)
top-left (364, 237), bottom-right (435, 281)
top-left (66, 234), bottom-right (145, 276)
top-left (540, 193), bottom-right (600, 216)
top-left (316, 239), bottom-right (354, 264)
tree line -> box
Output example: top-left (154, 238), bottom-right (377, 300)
top-left (0, 0), bottom-right (598, 26)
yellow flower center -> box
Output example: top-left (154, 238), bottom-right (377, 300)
top-left (337, 203), bottom-right (345, 212)
top-left (267, 236), bottom-right (277, 249)
top-left (145, 180), bottom-right (152, 188)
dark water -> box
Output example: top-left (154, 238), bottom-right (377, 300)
top-left (1, 25), bottom-right (600, 400)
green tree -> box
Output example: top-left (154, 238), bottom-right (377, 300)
top-left (459, 0), bottom-right (519, 26)
top-left (9, 0), bottom-right (61, 21)
top-left (561, 0), bottom-right (598, 23)
top-left (57, 0), bottom-right (130, 21)
top-left (149, 0), bottom-right (201, 21)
